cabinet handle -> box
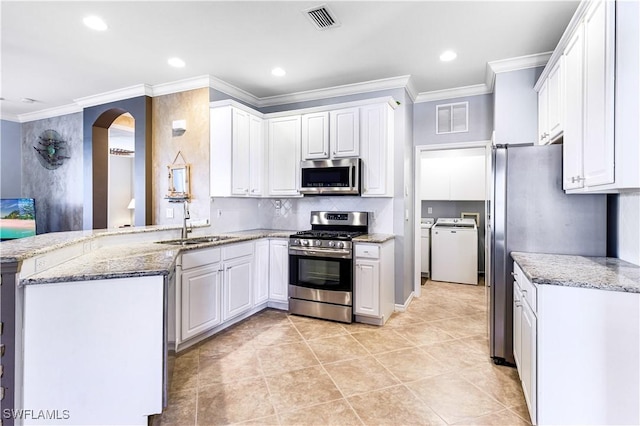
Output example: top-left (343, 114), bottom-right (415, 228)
top-left (332, 152), bottom-right (336, 156)
top-left (521, 289), bottom-right (528, 294)
top-left (515, 301), bottom-right (522, 307)
top-left (323, 152), bottom-right (327, 156)
top-left (571, 176), bottom-right (586, 183)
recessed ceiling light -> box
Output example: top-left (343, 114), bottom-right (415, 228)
top-left (83, 15), bottom-right (108, 31)
top-left (168, 57), bottom-right (186, 68)
top-left (271, 67), bottom-right (286, 77)
top-left (440, 50), bottom-right (457, 62)
top-left (21, 98), bottom-right (36, 104)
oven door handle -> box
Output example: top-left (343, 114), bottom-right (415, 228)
top-left (288, 246), bottom-right (352, 259)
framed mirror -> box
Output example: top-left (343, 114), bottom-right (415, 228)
top-left (167, 163), bottom-right (190, 200)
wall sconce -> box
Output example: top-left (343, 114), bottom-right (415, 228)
top-left (172, 119), bottom-right (186, 136)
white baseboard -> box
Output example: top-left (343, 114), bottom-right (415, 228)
top-left (394, 291), bottom-right (415, 312)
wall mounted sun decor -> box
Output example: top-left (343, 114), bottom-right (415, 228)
top-left (33, 129), bottom-right (70, 169)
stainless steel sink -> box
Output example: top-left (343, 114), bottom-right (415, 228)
top-left (156, 236), bottom-right (235, 246)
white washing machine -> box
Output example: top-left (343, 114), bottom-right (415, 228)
top-left (431, 218), bottom-right (478, 285)
top-left (420, 218), bottom-right (434, 277)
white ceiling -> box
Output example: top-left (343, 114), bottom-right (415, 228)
top-left (1, 1), bottom-right (579, 120)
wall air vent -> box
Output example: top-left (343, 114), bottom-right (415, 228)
top-left (303, 4), bottom-right (341, 30)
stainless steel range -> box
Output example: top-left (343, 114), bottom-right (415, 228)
top-left (288, 211), bottom-right (369, 323)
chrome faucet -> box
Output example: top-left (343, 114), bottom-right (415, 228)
top-left (182, 200), bottom-right (191, 239)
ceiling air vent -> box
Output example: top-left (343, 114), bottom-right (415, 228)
top-left (304, 4), bottom-right (341, 30)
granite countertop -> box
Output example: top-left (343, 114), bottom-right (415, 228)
top-left (511, 252), bottom-right (640, 294)
top-left (13, 229), bottom-right (297, 285)
top-left (9, 228), bottom-right (393, 285)
top-left (354, 233), bottom-right (394, 243)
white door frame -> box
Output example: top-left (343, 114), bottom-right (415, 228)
top-left (413, 140), bottom-right (491, 297)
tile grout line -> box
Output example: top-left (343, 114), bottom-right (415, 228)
top-left (289, 316), bottom-right (367, 426)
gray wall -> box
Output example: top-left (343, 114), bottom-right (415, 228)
top-left (414, 94), bottom-right (494, 145)
top-left (22, 113), bottom-right (84, 233)
top-left (1, 120), bottom-right (22, 198)
top-left (493, 67), bottom-right (543, 145)
top-left (421, 200), bottom-right (485, 272)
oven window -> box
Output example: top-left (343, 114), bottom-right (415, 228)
top-left (290, 254), bottom-right (352, 292)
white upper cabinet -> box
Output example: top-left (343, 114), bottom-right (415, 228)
top-left (268, 115), bottom-right (302, 197)
top-left (210, 103), bottom-right (265, 197)
top-left (330, 107), bottom-right (360, 158)
top-left (421, 149), bottom-right (486, 201)
top-left (301, 112), bottom-right (329, 160)
top-left (581, 0), bottom-right (615, 188)
top-left (301, 107), bottom-right (360, 160)
top-left (540, 0), bottom-right (638, 192)
top-left (360, 103), bottom-right (394, 197)
top-left (538, 59), bottom-right (563, 145)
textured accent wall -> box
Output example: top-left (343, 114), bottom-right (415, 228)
top-left (153, 88), bottom-right (210, 226)
top-left (22, 113), bottom-right (84, 233)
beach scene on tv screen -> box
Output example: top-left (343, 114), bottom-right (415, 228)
top-left (0, 199), bottom-right (36, 239)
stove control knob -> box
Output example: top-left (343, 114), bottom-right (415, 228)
top-left (292, 239), bottom-right (299, 246)
top-left (328, 241), bottom-right (335, 248)
top-left (315, 240), bottom-right (321, 246)
top-left (301, 239), bottom-right (309, 246)
top-left (336, 242), bottom-right (345, 249)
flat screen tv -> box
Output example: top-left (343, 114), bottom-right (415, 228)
top-left (0, 198), bottom-right (37, 240)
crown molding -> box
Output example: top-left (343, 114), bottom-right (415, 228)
top-left (73, 84), bottom-right (153, 108)
top-left (16, 103), bottom-right (83, 123)
top-left (414, 83), bottom-right (492, 104)
top-left (1, 112), bottom-right (20, 123)
top-left (151, 75), bottom-right (212, 97)
top-left (207, 75), bottom-right (262, 106)
top-left (256, 75), bottom-right (412, 108)
top-left (486, 51), bottom-right (552, 82)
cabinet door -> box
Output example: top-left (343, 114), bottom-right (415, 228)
top-left (449, 155), bottom-right (486, 200)
top-left (254, 240), bottom-right (270, 305)
top-left (223, 256), bottom-right (253, 321)
top-left (547, 60), bottom-right (564, 141)
top-left (563, 25), bottom-right (585, 190)
top-left (232, 108), bottom-right (251, 195)
top-left (582, 0), bottom-right (615, 187)
top-left (513, 282), bottom-right (523, 371)
top-left (268, 240), bottom-right (289, 302)
top-left (268, 116), bottom-right (301, 196)
top-left (361, 103), bottom-right (393, 197)
top-left (538, 80), bottom-right (549, 145)
top-left (420, 157), bottom-right (450, 200)
top-left (521, 302), bottom-right (537, 426)
top-left (181, 264), bottom-right (222, 341)
top-left (248, 115), bottom-right (265, 196)
top-left (355, 259), bottom-right (380, 317)
top-left (301, 112), bottom-right (329, 160)
top-left (330, 108), bottom-right (359, 158)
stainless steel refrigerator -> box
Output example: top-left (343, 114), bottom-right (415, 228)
top-left (488, 143), bottom-right (607, 365)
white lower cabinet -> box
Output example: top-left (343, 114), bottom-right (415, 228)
top-left (180, 249), bottom-right (223, 342)
top-left (222, 253), bottom-right (253, 321)
top-left (178, 239), bottom-right (290, 347)
top-left (512, 263), bottom-right (537, 425)
top-left (268, 239), bottom-right (289, 304)
top-left (354, 239), bottom-right (394, 325)
top-left (254, 239), bottom-right (270, 305)
top-left (513, 260), bottom-right (640, 425)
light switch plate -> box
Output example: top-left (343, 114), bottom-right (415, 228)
top-left (166, 208), bottom-right (174, 218)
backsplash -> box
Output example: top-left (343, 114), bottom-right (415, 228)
top-left (207, 196), bottom-right (394, 234)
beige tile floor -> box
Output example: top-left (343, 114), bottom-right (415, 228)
top-left (160, 279), bottom-right (531, 425)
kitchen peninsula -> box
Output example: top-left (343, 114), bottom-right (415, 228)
top-left (0, 226), bottom-right (297, 426)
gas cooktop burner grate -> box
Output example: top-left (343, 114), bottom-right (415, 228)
top-left (292, 230), bottom-right (365, 240)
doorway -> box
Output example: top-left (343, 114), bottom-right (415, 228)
top-left (107, 113), bottom-right (135, 228)
top-left (413, 141), bottom-right (492, 298)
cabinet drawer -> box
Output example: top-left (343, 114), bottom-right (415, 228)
top-left (182, 247), bottom-right (221, 270)
top-left (355, 244), bottom-right (379, 259)
top-left (223, 242), bottom-right (254, 260)
top-left (514, 262), bottom-right (537, 313)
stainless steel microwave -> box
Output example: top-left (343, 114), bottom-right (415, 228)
top-left (300, 158), bottom-right (361, 195)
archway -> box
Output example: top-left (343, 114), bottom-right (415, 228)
top-left (82, 96), bottom-right (152, 230)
